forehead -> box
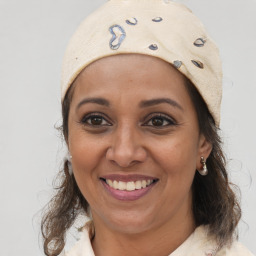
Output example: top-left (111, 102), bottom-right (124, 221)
top-left (72, 54), bottom-right (187, 96)
top-left (79, 54), bottom-right (184, 78)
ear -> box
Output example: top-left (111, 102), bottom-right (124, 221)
top-left (196, 134), bottom-right (212, 170)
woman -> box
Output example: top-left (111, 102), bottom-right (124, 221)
top-left (41, 0), bottom-right (254, 255)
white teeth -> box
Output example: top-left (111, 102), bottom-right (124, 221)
top-left (106, 179), bottom-right (113, 187)
top-left (141, 180), bottom-right (147, 188)
top-left (135, 180), bottom-right (142, 189)
top-left (113, 180), bottom-right (119, 189)
top-left (127, 181), bottom-right (135, 191)
top-left (119, 181), bottom-right (126, 190)
top-left (106, 179), bottom-right (154, 191)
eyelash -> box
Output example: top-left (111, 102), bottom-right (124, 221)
top-left (80, 112), bottom-right (177, 128)
top-left (143, 113), bottom-right (177, 127)
top-left (81, 112), bottom-right (111, 127)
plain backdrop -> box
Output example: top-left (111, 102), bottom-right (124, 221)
top-left (0, 0), bottom-right (255, 255)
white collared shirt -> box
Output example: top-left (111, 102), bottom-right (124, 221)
top-left (63, 225), bottom-right (254, 256)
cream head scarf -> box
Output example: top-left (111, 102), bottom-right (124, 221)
top-left (61, 0), bottom-right (222, 126)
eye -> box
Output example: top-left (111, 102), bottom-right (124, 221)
top-left (143, 114), bottom-right (176, 127)
top-left (81, 114), bottom-right (111, 126)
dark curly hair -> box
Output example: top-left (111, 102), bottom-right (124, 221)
top-left (41, 76), bottom-right (241, 256)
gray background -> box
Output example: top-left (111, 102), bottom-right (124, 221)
top-left (0, 0), bottom-right (255, 255)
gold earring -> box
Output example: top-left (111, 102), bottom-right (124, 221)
top-left (198, 156), bottom-right (208, 176)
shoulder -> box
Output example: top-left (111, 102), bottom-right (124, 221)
top-left (62, 224), bottom-right (255, 256)
top-left (170, 225), bottom-right (254, 256)
top-left (216, 241), bottom-right (254, 256)
top-left (63, 223), bottom-right (95, 256)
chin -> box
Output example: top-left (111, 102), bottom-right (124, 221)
top-left (93, 209), bottom-right (156, 234)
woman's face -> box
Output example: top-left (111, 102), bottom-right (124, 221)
top-left (68, 54), bottom-right (211, 234)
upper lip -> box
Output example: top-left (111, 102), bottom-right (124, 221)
top-left (100, 174), bottom-right (159, 182)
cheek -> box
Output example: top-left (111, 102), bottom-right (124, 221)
top-left (68, 130), bottom-right (107, 199)
top-left (72, 143), bottom-right (99, 172)
top-left (150, 132), bottom-right (199, 195)
top-left (69, 129), bottom-right (104, 170)
top-left (157, 140), bottom-right (198, 207)
top-left (153, 134), bottom-right (198, 173)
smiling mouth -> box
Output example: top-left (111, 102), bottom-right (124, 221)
top-left (100, 178), bottom-right (158, 191)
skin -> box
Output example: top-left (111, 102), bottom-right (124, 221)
top-left (67, 54), bottom-right (212, 256)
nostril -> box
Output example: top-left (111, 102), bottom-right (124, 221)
top-left (105, 137), bottom-right (147, 167)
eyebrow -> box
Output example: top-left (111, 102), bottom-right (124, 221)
top-left (76, 97), bottom-right (110, 111)
top-left (76, 97), bottom-right (183, 111)
top-left (139, 98), bottom-right (184, 111)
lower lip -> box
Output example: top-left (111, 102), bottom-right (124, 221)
top-left (101, 180), bottom-right (156, 201)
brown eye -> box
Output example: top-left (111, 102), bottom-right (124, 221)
top-left (81, 114), bottom-right (111, 126)
top-left (91, 116), bottom-right (103, 125)
top-left (143, 114), bottom-right (176, 127)
top-left (152, 117), bottom-right (164, 126)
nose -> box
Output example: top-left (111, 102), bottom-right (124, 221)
top-left (106, 124), bottom-right (147, 168)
